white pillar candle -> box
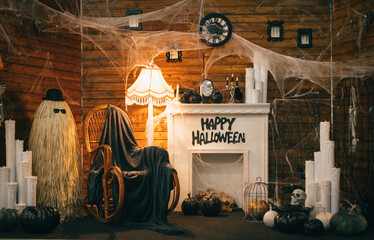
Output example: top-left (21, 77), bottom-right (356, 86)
top-left (16, 161), bottom-right (29, 204)
top-left (314, 151), bottom-right (321, 201)
top-left (320, 121), bottom-right (330, 146)
top-left (252, 89), bottom-right (261, 103)
top-left (310, 182), bottom-right (318, 207)
top-left (245, 68), bottom-right (254, 103)
top-left (5, 120), bottom-right (16, 182)
top-left (0, 167), bottom-right (10, 208)
top-left (305, 160), bottom-right (315, 208)
top-left (253, 63), bottom-right (261, 83)
top-left (314, 201), bottom-right (324, 216)
top-left (331, 168), bottom-right (341, 214)
top-left (260, 65), bottom-right (268, 103)
top-left (6, 181), bottom-right (17, 209)
top-left (321, 180), bottom-right (331, 212)
top-left (255, 81), bottom-right (263, 103)
top-left (326, 141), bottom-right (335, 177)
top-left (26, 176), bottom-right (37, 206)
top-left (15, 203), bottom-right (26, 213)
top-left (22, 151), bottom-right (32, 177)
top-left (15, 139), bottom-right (24, 183)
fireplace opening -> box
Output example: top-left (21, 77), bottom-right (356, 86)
top-left (191, 152), bottom-right (244, 208)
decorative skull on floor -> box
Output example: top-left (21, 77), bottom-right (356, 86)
top-left (291, 189), bottom-right (307, 205)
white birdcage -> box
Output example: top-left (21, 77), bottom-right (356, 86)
top-left (244, 177), bottom-right (269, 221)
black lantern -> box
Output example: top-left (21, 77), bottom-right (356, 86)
top-left (297, 28), bottom-right (313, 48)
top-left (267, 21), bottom-right (284, 42)
top-left (125, 9), bottom-right (142, 30)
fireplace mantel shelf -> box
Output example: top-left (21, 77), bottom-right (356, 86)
top-left (167, 102), bottom-right (270, 114)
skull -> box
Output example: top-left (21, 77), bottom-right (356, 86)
top-left (290, 189), bottom-right (307, 205)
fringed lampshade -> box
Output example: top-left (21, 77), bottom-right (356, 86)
top-left (126, 67), bottom-right (174, 145)
top-left (126, 67), bottom-right (174, 107)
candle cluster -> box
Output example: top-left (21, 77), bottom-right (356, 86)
top-left (245, 64), bottom-right (268, 104)
top-left (0, 119), bottom-right (37, 213)
top-left (305, 121), bottom-right (340, 216)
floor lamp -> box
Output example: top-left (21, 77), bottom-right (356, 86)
top-left (126, 67), bottom-right (174, 145)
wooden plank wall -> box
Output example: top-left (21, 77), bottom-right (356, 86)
top-left (332, 0), bottom-right (374, 213)
top-left (81, 0), bottom-right (332, 188)
top-left (0, 5), bottom-right (81, 166)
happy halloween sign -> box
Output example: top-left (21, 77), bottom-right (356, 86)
top-left (192, 117), bottom-right (245, 146)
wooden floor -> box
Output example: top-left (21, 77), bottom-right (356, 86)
top-left (1, 210), bottom-right (373, 240)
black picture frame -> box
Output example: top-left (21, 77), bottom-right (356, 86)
top-left (267, 21), bottom-right (284, 42)
top-left (125, 9), bottom-right (142, 30)
top-left (166, 51), bottom-right (182, 63)
top-left (297, 28), bottom-right (313, 48)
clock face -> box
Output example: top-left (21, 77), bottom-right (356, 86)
top-left (199, 13), bottom-right (232, 47)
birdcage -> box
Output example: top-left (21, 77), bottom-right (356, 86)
top-left (244, 177), bottom-right (269, 220)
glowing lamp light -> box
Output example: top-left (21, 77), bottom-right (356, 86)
top-left (126, 67), bottom-right (174, 145)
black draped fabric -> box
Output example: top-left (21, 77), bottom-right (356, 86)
top-left (87, 104), bottom-right (183, 235)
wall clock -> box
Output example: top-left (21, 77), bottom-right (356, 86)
top-left (199, 13), bottom-right (232, 47)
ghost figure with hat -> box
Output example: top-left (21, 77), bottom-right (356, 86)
top-left (29, 89), bottom-right (83, 221)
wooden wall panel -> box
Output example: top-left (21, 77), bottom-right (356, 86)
top-left (0, 10), bottom-right (82, 167)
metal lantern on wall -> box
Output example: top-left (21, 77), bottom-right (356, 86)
top-left (244, 177), bottom-right (269, 220)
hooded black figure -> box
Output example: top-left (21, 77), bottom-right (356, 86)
top-left (87, 105), bottom-right (182, 234)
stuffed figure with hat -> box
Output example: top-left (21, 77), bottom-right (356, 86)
top-left (29, 89), bottom-right (83, 221)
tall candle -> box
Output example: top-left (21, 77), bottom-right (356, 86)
top-left (320, 122), bottom-right (330, 145)
top-left (15, 140), bottom-right (24, 183)
top-left (331, 168), bottom-right (341, 214)
top-left (252, 89), bottom-right (261, 103)
top-left (7, 181), bottom-right (17, 209)
top-left (0, 167), bottom-right (10, 208)
top-left (305, 160), bottom-right (315, 207)
top-left (5, 120), bottom-right (16, 182)
top-left (315, 201), bottom-right (324, 216)
top-left (253, 63), bottom-right (261, 83)
top-left (22, 151), bottom-right (32, 177)
top-left (26, 176), bottom-right (37, 207)
top-left (310, 182), bottom-right (318, 207)
top-left (16, 161), bottom-right (29, 204)
top-left (245, 68), bottom-right (254, 103)
top-left (260, 65), bottom-right (268, 103)
top-left (321, 180), bottom-right (331, 212)
top-left (326, 141), bottom-right (335, 177)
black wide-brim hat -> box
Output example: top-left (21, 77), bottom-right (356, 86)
top-left (42, 89), bottom-right (65, 101)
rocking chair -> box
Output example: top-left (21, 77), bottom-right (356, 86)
top-left (83, 104), bottom-right (180, 223)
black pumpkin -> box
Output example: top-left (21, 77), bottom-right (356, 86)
top-left (179, 88), bottom-right (192, 103)
top-left (212, 91), bottom-right (223, 103)
top-left (189, 91), bottom-right (202, 103)
top-left (0, 208), bottom-right (20, 232)
top-left (20, 206), bottom-right (60, 233)
top-left (304, 219), bottom-right (324, 237)
top-left (182, 193), bottom-right (200, 215)
top-left (274, 210), bottom-right (308, 233)
top-left (201, 195), bottom-right (222, 217)
top-left (330, 205), bottom-right (368, 236)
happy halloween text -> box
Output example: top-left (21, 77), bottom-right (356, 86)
top-left (192, 117), bottom-right (245, 145)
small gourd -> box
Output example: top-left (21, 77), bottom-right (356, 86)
top-left (263, 205), bottom-right (278, 228)
top-left (212, 91), bottom-right (223, 103)
top-left (189, 91), bottom-right (202, 103)
top-left (0, 208), bottom-right (20, 232)
top-left (201, 194), bottom-right (222, 217)
top-left (248, 200), bottom-right (269, 220)
top-left (304, 219), bottom-right (324, 236)
top-left (20, 206), bottom-right (60, 233)
top-left (330, 205), bottom-right (368, 236)
top-left (316, 212), bottom-right (333, 230)
top-left (182, 193), bottom-right (200, 215)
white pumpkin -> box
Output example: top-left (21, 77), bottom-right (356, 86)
top-left (316, 212), bottom-right (334, 230)
top-left (263, 206), bottom-right (278, 228)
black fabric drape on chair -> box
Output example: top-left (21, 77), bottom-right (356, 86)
top-left (87, 104), bottom-right (183, 234)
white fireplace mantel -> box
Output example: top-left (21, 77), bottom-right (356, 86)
top-left (166, 102), bottom-right (270, 210)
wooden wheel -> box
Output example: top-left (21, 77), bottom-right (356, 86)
top-left (167, 171), bottom-right (180, 214)
top-left (84, 166), bottom-right (124, 222)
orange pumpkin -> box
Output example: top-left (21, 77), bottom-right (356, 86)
top-left (248, 200), bottom-right (269, 220)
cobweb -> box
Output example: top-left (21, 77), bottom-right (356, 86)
top-left (1, 0), bottom-right (373, 211)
